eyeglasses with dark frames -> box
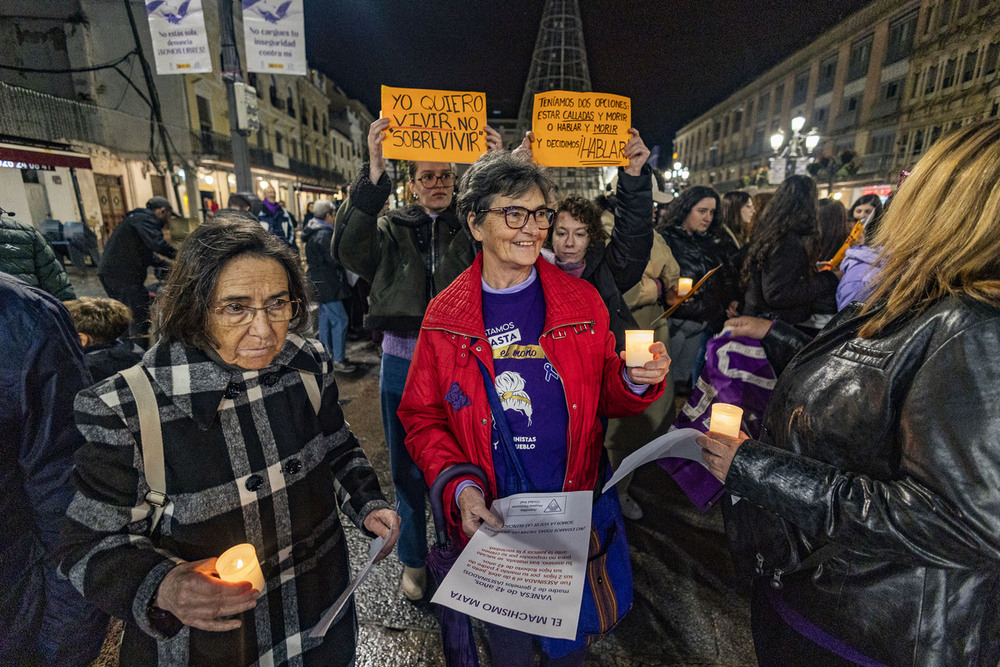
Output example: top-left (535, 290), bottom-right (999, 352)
top-left (413, 172), bottom-right (456, 187)
top-left (477, 206), bottom-right (557, 230)
top-left (211, 298), bottom-right (301, 327)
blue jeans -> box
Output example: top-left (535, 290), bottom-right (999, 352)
top-left (317, 300), bottom-right (349, 362)
top-left (380, 353), bottom-right (428, 568)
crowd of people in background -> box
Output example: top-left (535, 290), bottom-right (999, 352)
top-left (1, 119), bottom-right (998, 667)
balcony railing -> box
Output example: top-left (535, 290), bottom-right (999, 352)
top-left (856, 153), bottom-right (895, 175)
top-left (0, 81), bottom-right (192, 159)
top-left (831, 110), bottom-right (859, 133)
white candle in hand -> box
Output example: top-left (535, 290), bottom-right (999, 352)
top-left (709, 403), bottom-right (743, 439)
top-left (678, 277), bottom-right (693, 296)
top-left (217, 543), bottom-right (265, 593)
top-left (624, 330), bottom-right (655, 367)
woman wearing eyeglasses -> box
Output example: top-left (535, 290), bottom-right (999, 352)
top-left (334, 118), bottom-right (504, 601)
top-left (60, 212), bottom-right (399, 665)
top-left (398, 151), bottom-right (669, 666)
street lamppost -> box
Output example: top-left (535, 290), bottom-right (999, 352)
top-left (664, 160), bottom-right (690, 196)
top-left (769, 115), bottom-right (820, 185)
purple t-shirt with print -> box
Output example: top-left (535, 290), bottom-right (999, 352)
top-left (481, 269), bottom-right (569, 496)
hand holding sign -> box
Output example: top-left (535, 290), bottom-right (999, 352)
top-left (622, 128), bottom-right (650, 176)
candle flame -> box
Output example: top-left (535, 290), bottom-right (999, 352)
top-left (236, 559), bottom-right (244, 568)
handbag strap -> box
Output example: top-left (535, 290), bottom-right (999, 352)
top-left (298, 369), bottom-right (321, 415)
top-left (475, 357), bottom-right (535, 493)
top-left (120, 364), bottom-right (168, 533)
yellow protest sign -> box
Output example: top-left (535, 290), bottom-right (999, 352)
top-left (531, 91), bottom-right (631, 168)
top-left (381, 86), bottom-right (488, 164)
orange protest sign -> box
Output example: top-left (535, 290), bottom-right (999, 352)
top-left (380, 85), bottom-right (488, 164)
top-left (531, 91), bottom-right (631, 168)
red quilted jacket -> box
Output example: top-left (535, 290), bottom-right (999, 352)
top-left (399, 253), bottom-right (663, 542)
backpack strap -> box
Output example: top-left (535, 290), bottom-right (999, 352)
top-left (119, 364), bottom-right (168, 534)
top-left (298, 370), bottom-right (321, 415)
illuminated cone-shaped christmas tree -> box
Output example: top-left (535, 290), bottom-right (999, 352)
top-left (518, 0), bottom-right (602, 199)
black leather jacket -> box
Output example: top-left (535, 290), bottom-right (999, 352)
top-left (723, 297), bottom-right (1000, 665)
top-left (660, 225), bottom-right (736, 330)
top-left (743, 231), bottom-right (838, 324)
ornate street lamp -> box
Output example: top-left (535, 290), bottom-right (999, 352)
top-left (769, 116), bottom-right (820, 185)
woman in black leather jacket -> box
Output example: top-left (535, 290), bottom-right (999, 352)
top-left (659, 186), bottom-right (737, 387)
top-left (741, 175), bottom-right (838, 331)
top-left (700, 122), bottom-right (1000, 666)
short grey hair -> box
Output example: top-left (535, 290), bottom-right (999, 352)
top-left (312, 199), bottom-right (335, 219)
top-left (457, 151), bottom-right (555, 227)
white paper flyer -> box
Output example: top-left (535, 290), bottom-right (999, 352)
top-left (431, 490), bottom-right (593, 639)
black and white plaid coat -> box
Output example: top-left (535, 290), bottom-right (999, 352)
top-left (61, 334), bottom-right (389, 666)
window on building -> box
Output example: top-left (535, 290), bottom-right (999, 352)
top-left (746, 100), bottom-right (754, 121)
top-left (925, 64), bottom-right (939, 94)
top-left (305, 144), bottom-right (310, 164)
top-left (963, 49), bottom-right (979, 82)
top-left (843, 95), bottom-right (860, 113)
top-left (848, 35), bottom-right (873, 80)
top-left (750, 126), bottom-right (765, 156)
top-left (942, 58), bottom-right (958, 88)
top-left (817, 53), bottom-right (838, 94)
top-left (287, 90), bottom-right (296, 118)
top-left (312, 108), bottom-right (318, 131)
top-left (940, 0), bottom-right (953, 27)
top-left (930, 125), bottom-right (943, 145)
top-left (882, 79), bottom-right (902, 100)
top-left (813, 106), bottom-right (829, 130)
top-left (792, 70), bottom-right (810, 106)
top-left (870, 130), bottom-right (896, 155)
top-left (733, 110), bottom-right (742, 133)
top-left (985, 41), bottom-right (1000, 76)
top-left (885, 10), bottom-right (918, 64)
top-left (322, 117), bottom-right (328, 136)
top-left (774, 83), bottom-right (785, 113)
top-left (291, 140), bottom-right (298, 160)
top-left (301, 100), bottom-right (308, 124)
top-left (913, 128), bottom-right (925, 155)
top-left (275, 132), bottom-right (284, 154)
top-left (713, 121), bottom-right (721, 141)
top-left (758, 91), bottom-right (771, 119)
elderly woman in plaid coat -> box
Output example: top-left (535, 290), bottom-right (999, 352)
top-left (59, 212), bottom-right (399, 666)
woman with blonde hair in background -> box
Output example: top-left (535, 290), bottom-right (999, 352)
top-left (704, 120), bottom-right (1000, 666)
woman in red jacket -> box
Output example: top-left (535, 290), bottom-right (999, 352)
top-left (399, 149), bottom-right (668, 667)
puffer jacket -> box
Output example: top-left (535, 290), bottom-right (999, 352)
top-left (743, 232), bottom-right (838, 324)
top-left (398, 253), bottom-right (663, 543)
top-left (723, 297), bottom-right (1000, 666)
top-left (333, 164), bottom-right (476, 332)
top-left (302, 217), bottom-right (352, 303)
top-left (836, 244), bottom-right (881, 311)
top-left (0, 217), bottom-right (75, 299)
top-left (660, 224), bottom-right (734, 330)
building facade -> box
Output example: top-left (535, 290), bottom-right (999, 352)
top-left (0, 0), bottom-right (371, 240)
top-left (673, 0), bottom-right (1000, 202)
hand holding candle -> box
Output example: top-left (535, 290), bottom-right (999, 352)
top-left (217, 543), bottom-right (265, 593)
top-left (154, 556), bottom-right (260, 632)
top-left (624, 330), bottom-right (655, 367)
top-left (677, 277), bottom-right (693, 296)
top-left (709, 403), bottom-right (743, 438)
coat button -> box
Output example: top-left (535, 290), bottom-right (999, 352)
top-left (245, 474), bottom-right (263, 491)
top-left (596, 576), bottom-right (604, 585)
top-left (481, 418), bottom-right (488, 425)
top-left (263, 373), bottom-right (280, 387)
top-left (284, 459), bottom-right (302, 474)
top-left (475, 346), bottom-right (482, 352)
top-left (571, 403), bottom-right (577, 409)
top-left (224, 383), bottom-right (241, 399)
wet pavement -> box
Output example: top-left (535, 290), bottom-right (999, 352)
top-left (72, 265), bottom-right (756, 666)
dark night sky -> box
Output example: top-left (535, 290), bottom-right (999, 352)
top-left (306, 0), bottom-right (874, 164)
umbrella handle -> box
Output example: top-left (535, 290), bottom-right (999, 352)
top-left (429, 463), bottom-right (489, 546)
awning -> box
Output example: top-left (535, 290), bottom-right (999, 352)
top-left (295, 183), bottom-right (337, 195)
top-left (0, 142), bottom-right (92, 170)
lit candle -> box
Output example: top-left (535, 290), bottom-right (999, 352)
top-left (216, 543), bottom-right (265, 592)
top-left (677, 277), bottom-right (693, 296)
top-left (624, 330), bottom-right (655, 367)
top-left (709, 403), bottom-right (743, 439)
